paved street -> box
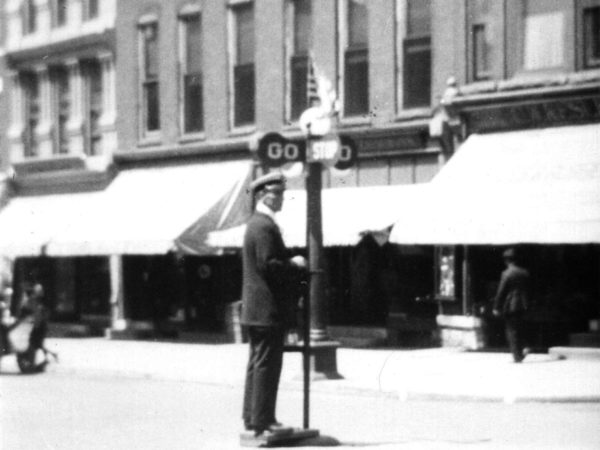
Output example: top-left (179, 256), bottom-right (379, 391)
top-left (2, 371), bottom-right (600, 449)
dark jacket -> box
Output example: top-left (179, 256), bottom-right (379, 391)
top-left (493, 264), bottom-right (530, 315)
top-left (240, 212), bottom-right (302, 327)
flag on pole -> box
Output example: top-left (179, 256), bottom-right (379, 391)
top-left (306, 52), bottom-right (339, 115)
top-left (306, 53), bottom-right (319, 106)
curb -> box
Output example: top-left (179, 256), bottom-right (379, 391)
top-left (49, 363), bottom-right (600, 404)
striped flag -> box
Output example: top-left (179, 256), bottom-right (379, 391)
top-left (306, 53), bottom-right (319, 106)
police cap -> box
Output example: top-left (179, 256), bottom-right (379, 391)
top-left (249, 172), bottom-right (286, 195)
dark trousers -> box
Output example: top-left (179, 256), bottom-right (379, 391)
top-left (504, 313), bottom-right (525, 362)
top-left (242, 326), bottom-right (285, 430)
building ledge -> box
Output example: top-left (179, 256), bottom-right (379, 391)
top-left (113, 137), bottom-right (253, 165)
top-left (5, 29), bottom-right (115, 68)
top-left (453, 69), bottom-right (600, 107)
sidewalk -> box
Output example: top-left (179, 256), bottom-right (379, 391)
top-left (17, 338), bottom-right (600, 403)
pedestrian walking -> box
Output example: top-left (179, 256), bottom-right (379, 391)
top-left (493, 248), bottom-right (531, 363)
top-left (240, 172), bottom-right (306, 438)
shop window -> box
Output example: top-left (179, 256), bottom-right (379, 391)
top-left (403, 0), bottom-right (431, 109)
top-left (85, 60), bottom-right (103, 155)
top-left (53, 67), bottom-right (70, 155)
top-left (22, 73), bottom-right (40, 157)
top-left (139, 21), bottom-right (161, 137)
top-left (343, 0), bottom-right (369, 116)
top-left (583, 6), bottom-right (600, 68)
top-left (435, 246), bottom-right (456, 301)
top-left (231, 2), bottom-right (255, 127)
top-left (289, 0), bottom-right (311, 121)
top-left (180, 12), bottom-right (204, 134)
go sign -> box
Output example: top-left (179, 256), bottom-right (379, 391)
top-left (257, 132), bottom-right (305, 168)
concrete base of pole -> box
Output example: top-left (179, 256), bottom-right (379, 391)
top-left (285, 340), bottom-right (343, 380)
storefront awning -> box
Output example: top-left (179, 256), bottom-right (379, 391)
top-left (0, 191), bottom-right (106, 257)
top-left (44, 160), bottom-right (251, 256)
top-left (206, 184), bottom-right (428, 249)
top-left (390, 123), bottom-right (600, 245)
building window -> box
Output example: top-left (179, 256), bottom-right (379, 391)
top-left (472, 24), bottom-right (490, 80)
top-left (522, 0), bottom-right (565, 71)
top-left (467, 0), bottom-right (495, 82)
top-left (583, 7), bottom-right (600, 68)
top-left (86, 61), bottom-right (103, 155)
top-left (53, 0), bottom-right (68, 27)
top-left (23, 73), bottom-right (40, 157)
top-left (231, 2), bottom-right (255, 127)
top-left (85, 0), bottom-right (99, 20)
top-left (23, 0), bottom-right (38, 34)
top-left (53, 67), bottom-right (70, 154)
top-left (289, 0), bottom-right (311, 121)
top-left (180, 13), bottom-right (204, 134)
top-left (403, 0), bottom-right (431, 109)
top-left (344, 0), bottom-right (368, 116)
top-left (139, 22), bottom-right (160, 135)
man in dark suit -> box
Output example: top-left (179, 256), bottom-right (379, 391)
top-left (493, 248), bottom-right (531, 363)
top-left (241, 172), bottom-right (306, 438)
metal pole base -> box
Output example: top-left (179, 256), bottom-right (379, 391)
top-left (240, 428), bottom-right (320, 447)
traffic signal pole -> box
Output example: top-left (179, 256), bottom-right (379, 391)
top-left (306, 160), bottom-right (328, 342)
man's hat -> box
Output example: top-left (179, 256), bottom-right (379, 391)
top-left (249, 172), bottom-right (286, 195)
top-left (503, 248), bottom-right (516, 261)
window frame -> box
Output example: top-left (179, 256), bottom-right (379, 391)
top-left (22, 72), bottom-right (40, 158)
top-left (338, 0), bottom-right (369, 118)
top-left (51, 66), bottom-right (71, 155)
top-left (229, 1), bottom-right (256, 130)
top-left (138, 19), bottom-right (161, 142)
top-left (286, 0), bottom-right (312, 123)
top-left (52, 0), bottom-right (68, 28)
top-left (507, 0), bottom-right (574, 77)
top-left (178, 9), bottom-right (204, 137)
top-left (400, 0), bottom-right (431, 110)
top-left (84, 0), bottom-right (100, 21)
top-left (23, 0), bottom-right (38, 35)
top-left (471, 23), bottom-right (491, 81)
top-left (577, 0), bottom-right (600, 70)
top-left (84, 59), bottom-right (103, 156)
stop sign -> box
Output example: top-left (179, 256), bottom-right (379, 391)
top-left (334, 135), bottom-right (357, 170)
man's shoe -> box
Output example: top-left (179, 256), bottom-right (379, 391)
top-left (254, 424), bottom-right (293, 437)
top-left (268, 422), bottom-right (292, 432)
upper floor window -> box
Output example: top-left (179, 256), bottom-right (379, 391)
top-left (289, 0), bottom-right (311, 121)
top-left (231, 2), bottom-right (255, 127)
top-left (22, 73), bottom-right (40, 157)
top-left (180, 12), bottom-right (204, 134)
top-left (52, 67), bottom-right (70, 154)
top-left (85, 60), bottom-right (103, 155)
top-left (139, 21), bottom-right (160, 136)
top-left (403, 0), bottom-right (431, 108)
top-left (343, 0), bottom-right (369, 116)
top-left (467, 0), bottom-right (494, 81)
top-left (23, 0), bottom-right (38, 35)
top-left (53, 0), bottom-right (68, 27)
top-left (85, 0), bottom-right (100, 21)
top-left (582, 4), bottom-right (600, 68)
top-left (522, 0), bottom-right (565, 71)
